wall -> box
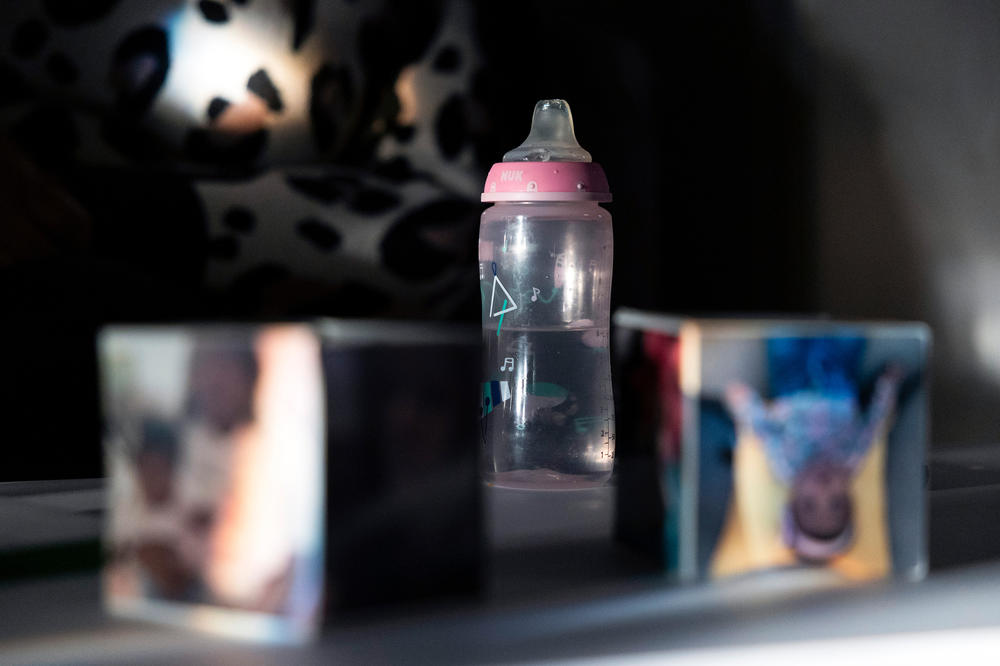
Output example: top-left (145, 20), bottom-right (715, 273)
top-left (799, 0), bottom-right (1000, 444)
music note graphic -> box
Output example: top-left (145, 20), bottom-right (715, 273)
top-left (531, 286), bottom-right (541, 302)
top-left (499, 357), bottom-right (514, 372)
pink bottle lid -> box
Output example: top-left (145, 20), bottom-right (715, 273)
top-left (481, 100), bottom-right (611, 203)
top-left (482, 162), bottom-right (611, 203)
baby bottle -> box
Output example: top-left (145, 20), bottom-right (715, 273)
top-left (479, 99), bottom-right (615, 489)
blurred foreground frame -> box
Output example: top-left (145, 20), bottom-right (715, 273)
top-left (98, 319), bottom-right (480, 643)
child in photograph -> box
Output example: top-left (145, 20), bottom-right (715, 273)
top-left (712, 337), bottom-right (902, 581)
top-left (107, 417), bottom-right (196, 600)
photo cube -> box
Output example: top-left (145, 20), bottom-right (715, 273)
top-left (614, 310), bottom-right (929, 584)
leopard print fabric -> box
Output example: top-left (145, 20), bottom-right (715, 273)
top-left (1, 0), bottom-right (489, 318)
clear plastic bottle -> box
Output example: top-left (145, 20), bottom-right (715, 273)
top-left (479, 99), bottom-right (615, 489)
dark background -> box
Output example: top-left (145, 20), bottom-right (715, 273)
top-left (1, 0), bottom-right (994, 479)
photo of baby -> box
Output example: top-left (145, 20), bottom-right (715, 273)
top-left (698, 331), bottom-right (927, 582)
top-left (99, 325), bottom-right (325, 642)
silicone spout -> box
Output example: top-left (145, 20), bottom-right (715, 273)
top-left (502, 99), bottom-right (592, 163)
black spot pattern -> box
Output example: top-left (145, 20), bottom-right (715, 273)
top-left (285, 174), bottom-right (353, 204)
top-left (291, 0), bottom-right (316, 50)
top-left (223, 207), bottom-right (256, 233)
top-left (110, 26), bottom-right (170, 116)
top-left (42, 0), bottom-right (120, 27)
top-left (435, 94), bottom-right (467, 159)
top-left (207, 97), bottom-right (230, 121)
top-left (208, 235), bottom-right (240, 259)
top-left (289, 176), bottom-right (401, 214)
top-left (11, 20), bottom-right (48, 59)
top-left (358, 3), bottom-right (443, 76)
top-left (348, 187), bottom-right (401, 214)
top-left (391, 124), bottom-right (415, 143)
top-left (308, 64), bottom-right (353, 152)
top-left (0, 2), bottom-right (491, 322)
top-left (381, 199), bottom-right (478, 280)
top-left (296, 218), bottom-right (342, 251)
top-left (198, 0), bottom-right (230, 24)
top-left (184, 128), bottom-right (268, 166)
top-left (432, 45), bottom-right (461, 73)
top-left (373, 156), bottom-right (415, 182)
top-left (354, 2), bottom-right (443, 160)
top-left (247, 68), bottom-right (283, 112)
top-left (45, 52), bottom-right (78, 85)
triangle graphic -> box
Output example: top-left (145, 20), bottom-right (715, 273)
top-left (490, 275), bottom-right (518, 317)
